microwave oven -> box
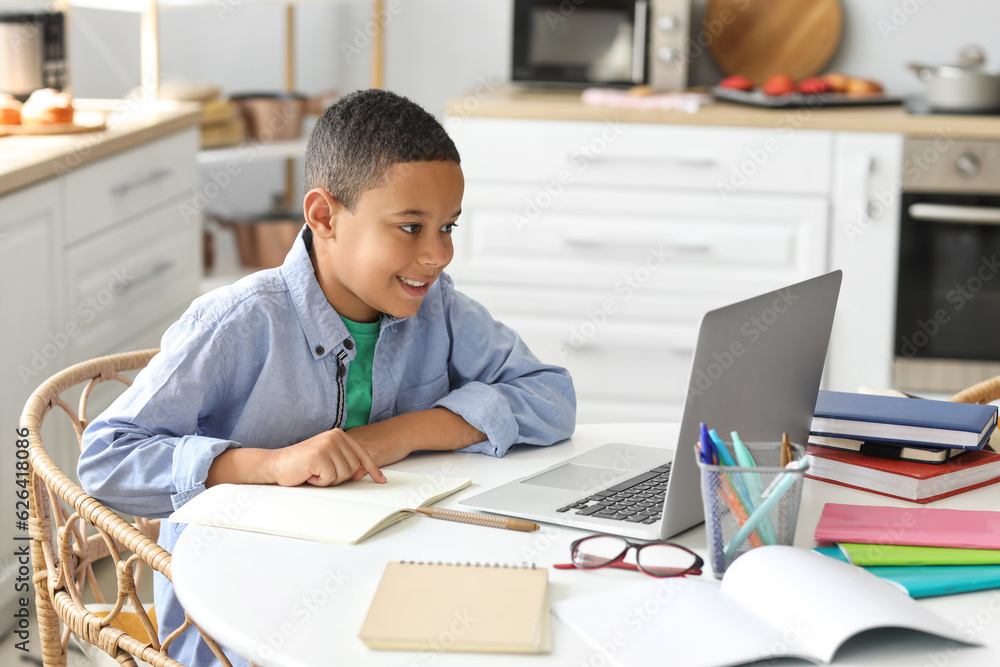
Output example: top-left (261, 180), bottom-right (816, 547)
top-left (511, 0), bottom-right (691, 90)
top-left (0, 11), bottom-right (67, 100)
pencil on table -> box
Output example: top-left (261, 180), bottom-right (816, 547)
top-left (414, 507), bottom-right (539, 532)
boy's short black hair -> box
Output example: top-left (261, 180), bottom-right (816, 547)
top-left (304, 88), bottom-right (461, 212)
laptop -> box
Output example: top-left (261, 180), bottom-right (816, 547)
top-left (461, 270), bottom-right (843, 541)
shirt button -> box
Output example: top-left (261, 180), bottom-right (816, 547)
top-left (315, 345), bottom-right (325, 355)
top-left (337, 365), bottom-right (346, 378)
top-left (344, 339), bottom-right (355, 350)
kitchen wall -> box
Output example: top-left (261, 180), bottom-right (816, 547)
top-left (71, 0), bottom-right (1000, 117)
top-left (66, 0), bottom-right (1000, 220)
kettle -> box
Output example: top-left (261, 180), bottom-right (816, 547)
top-left (0, 12), bottom-right (66, 100)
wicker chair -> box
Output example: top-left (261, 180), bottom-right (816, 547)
top-left (20, 349), bottom-right (231, 667)
top-left (950, 376), bottom-right (1000, 451)
top-left (949, 376), bottom-right (1000, 406)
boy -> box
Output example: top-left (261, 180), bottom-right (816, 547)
top-left (78, 88), bottom-right (576, 666)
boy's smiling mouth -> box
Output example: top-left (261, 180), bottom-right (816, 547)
top-left (399, 276), bottom-right (427, 287)
top-left (397, 275), bottom-right (433, 297)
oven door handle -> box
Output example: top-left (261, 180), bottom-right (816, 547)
top-left (908, 203), bottom-right (1000, 225)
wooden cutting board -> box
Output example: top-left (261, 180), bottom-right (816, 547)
top-left (705, 0), bottom-right (844, 84)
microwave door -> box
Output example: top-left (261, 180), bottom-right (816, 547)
top-left (632, 0), bottom-right (648, 84)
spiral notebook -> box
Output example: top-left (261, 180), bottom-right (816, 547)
top-left (359, 561), bottom-right (550, 654)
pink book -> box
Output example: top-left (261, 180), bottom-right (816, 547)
top-left (814, 503), bottom-right (1000, 549)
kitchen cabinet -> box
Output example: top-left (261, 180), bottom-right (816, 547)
top-left (827, 133), bottom-right (904, 393)
top-left (446, 118), bottom-right (834, 422)
top-left (0, 125), bottom-right (202, 631)
top-left (0, 181), bottom-right (60, 624)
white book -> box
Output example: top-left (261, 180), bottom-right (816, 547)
top-left (554, 545), bottom-right (979, 666)
top-left (168, 470), bottom-right (471, 544)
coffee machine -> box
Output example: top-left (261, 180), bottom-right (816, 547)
top-left (0, 11), bottom-right (67, 100)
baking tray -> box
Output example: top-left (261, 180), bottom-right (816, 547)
top-left (712, 86), bottom-right (903, 109)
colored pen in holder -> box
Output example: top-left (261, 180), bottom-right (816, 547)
top-left (695, 440), bottom-right (808, 578)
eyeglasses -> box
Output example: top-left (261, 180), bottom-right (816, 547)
top-left (554, 535), bottom-right (704, 578)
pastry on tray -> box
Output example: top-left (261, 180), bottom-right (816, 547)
top-left (21, 88), bottom-right (74, 125)
top-left (0, 93), bottom-right (22, 125)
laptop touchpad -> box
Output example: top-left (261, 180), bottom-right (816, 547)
top-left (521, 463), bottom-right (628, 493)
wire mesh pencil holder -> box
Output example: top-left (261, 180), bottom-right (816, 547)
top-left (697, 441), bottom-right (808, 578)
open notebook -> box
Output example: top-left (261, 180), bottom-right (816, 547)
top-left (168, 470), bottom-right (470, 544)
top-left (554, 545), bottom-right (979, 666)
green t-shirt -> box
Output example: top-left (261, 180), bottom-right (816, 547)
top-left (339, 315), bottom-right (381, 429)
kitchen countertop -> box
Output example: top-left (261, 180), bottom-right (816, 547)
top-left (0, 99), bottom-right (202, 198)
top-left (446, 84), bottom-right (1000, 138)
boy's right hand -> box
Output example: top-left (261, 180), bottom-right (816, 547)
top-left (269, 428), bottom-right (387, 487)
top-left (206, 428), bottom-right (386, 488)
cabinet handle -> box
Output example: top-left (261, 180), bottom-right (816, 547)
top-left (563, 235), bottom-right (712, 254)
top-left (908, 203), bottom-right (1000, 225)
top-left (567, 154), bottom-right (717, 169)
top-left (118, 260), bottom-right (175, 295)
top-left (110, 168), bottom-right (173, 197)
top-left (858, 154), bottom-right (875, 218)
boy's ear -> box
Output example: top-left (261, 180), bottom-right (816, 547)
top-left (303, 188), bottom-right (343, 240)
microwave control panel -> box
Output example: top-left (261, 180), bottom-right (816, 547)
top-left (649, 0), bottom-right (691, 91)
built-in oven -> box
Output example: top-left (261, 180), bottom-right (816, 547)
top-left (511, 0), bottom-right (691, 90)
top-left (894, 136), bottom-right (1000, 394)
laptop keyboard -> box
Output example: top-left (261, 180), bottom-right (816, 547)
top-left (555, 463), bottom-right (672, 524)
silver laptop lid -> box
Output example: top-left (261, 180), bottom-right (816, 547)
top-left (659, 270), bottom-right (842, 539)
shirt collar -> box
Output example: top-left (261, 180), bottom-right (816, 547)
top-left (279, 226), bottom-right (402, 359)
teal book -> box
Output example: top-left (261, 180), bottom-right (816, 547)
top-left (814, 547), bottom-right (1000, 598)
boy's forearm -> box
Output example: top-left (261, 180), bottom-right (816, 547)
top-left (350, 408), bottom-right (486, 456)
top-left (206, 447), bottom-right (277, 487)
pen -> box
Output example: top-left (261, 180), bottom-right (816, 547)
top-left (724, 456), bottom-right (808, 559)
top-left (780, 433), bottom-right (792, 467)
top-left (731, 430), bottom-right (778, 545)
top-left (709, 429), bottom-right (757, 516)
top-left (414, 507), bottom-right (539, 532)
top-left (699, 423), bottom-right (717, 464)
top-left (717, 473), bottom-right (764, 549)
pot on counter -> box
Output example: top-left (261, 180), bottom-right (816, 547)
top-left (908, 45), bottom-right (1000, 113)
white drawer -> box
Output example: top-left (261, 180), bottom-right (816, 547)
top-left (490, 313), bottom-right (696, 405)
top-left (456, 283), bottom-right (740, 330)
top-left (449, 119), bottom-right (833, 195)
top-left (451, 184), bottom-right (828, 295)
top-left (64, 199), bottom-right (201, 362)
top-left (64, 128), bottom-right (198, 245)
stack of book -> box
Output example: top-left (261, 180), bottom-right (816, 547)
top-left (814, 503), bottom-right (1000, 598)
top-left (807, 390), bottom-right (1000, 503)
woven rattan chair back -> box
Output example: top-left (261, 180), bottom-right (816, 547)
top-left (949, 376), bottom-right (1000, 405)
top-left (949, 376), bottom-right (1000, 451)
top-left (20, 349), bottom-right (231, 667)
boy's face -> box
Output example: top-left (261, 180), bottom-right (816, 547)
top-left (308, 161), bottom-right (464, 322)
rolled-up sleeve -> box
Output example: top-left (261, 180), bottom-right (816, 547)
top-left (78, 316), bottom-right (240, 518)
top-left (433, 285), bottom-right (576, 457)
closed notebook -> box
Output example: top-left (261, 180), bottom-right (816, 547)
top-left (814, 503), bottom-right (1000, 549)
top-left (805, 445), bottom-right (1000, 503)
top-left (811, 390), bottom-right (997, 449)
top-left (807, 435), bottom-right (964, 464)
top-left (359, 561), bottom-right (550, 654)
top-left (837, 542), bottom-right (1000, 567)
top-left (814, 547), bottom-right (1000, 598)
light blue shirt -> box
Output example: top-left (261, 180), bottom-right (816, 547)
top-left (78, 228), bottom-right (576, 666)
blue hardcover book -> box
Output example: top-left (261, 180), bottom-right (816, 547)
top-left (814, 547), bottom-right (1000, 598)
top-left (811, 390), bottom-right (998, 450)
